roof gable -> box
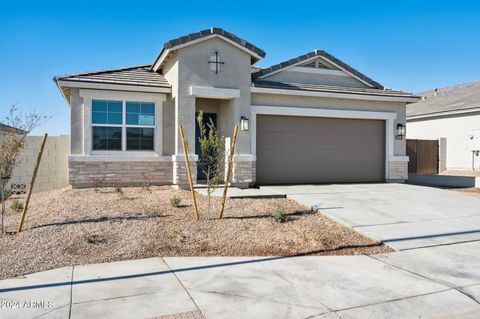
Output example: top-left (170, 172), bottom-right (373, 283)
top-left (151, 27), bottom-right (266, 71)
top-left (252, 50), bottom-right (383, 89)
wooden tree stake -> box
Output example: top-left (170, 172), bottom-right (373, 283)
top-left (17, 133), bottom-right (48, 233)
top-left (178, 125), bottom-right (200, 221)
top-left (219, 125), bottom-right (238, 219)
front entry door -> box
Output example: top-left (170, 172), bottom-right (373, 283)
top-left (195, 112), bottom-right (217, 180)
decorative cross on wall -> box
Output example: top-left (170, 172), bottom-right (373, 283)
top-left (208, 51), bottom-right (224, 74)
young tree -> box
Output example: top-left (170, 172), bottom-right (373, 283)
top-left (0, 105), bottom-right (47, 234)
top-left (196, 111), bottom-right (225, 218)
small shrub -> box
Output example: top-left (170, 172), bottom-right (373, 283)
top-left (84, 234), bottom-right (106, 245)
top-left (89, 175), bottom-right (105, 192)
top-left (10, 199), bottom-right (24, 212)
top-left (1, 189), bottom-right (12, 202)
top-left (170, 196), bottom-right (181, 208)
top-left (143, 175), bottom-right (152, 192)
top-left (272, 207), bottom-right (287, 223)
top-left (115, 182), bottom-right (124, 196)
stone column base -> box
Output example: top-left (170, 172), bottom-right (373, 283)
top-left (387, 156), bottom-right (409, 181)
top-left (172, 154), bottom-right (198, 190)
top-left (230, 155), bottom-right (256, 188)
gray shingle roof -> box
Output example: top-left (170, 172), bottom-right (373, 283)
top-left (251, 50), bottom-right (384, 89)
top-left (153, 27), bottom-right (266, 69)
top-left (407, 81), bottom-right (480, 118)
top-left (252, 80), bottom-right (416, 98)
top-left (54, 65), bottom-right (170, 88)
top-left (0, 123), bottom-right (26, 133)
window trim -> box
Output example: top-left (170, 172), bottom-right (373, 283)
top-left (79, 89), bottom-right (166, 156)
top-left (88, 96), bottom-right (159, 154)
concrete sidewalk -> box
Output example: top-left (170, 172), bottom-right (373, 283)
top-left (1, 242), bottom-right (480, 318)
top-left (261, 183), bottom-right (480, 250)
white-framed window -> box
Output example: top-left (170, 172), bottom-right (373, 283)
top-left (91, 99), bottom-right (155, 151)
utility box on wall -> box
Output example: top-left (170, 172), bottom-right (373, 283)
top-left (469, 130), bottom-right (480, 151)
top-left (469, 130), bottom-right (480, 170)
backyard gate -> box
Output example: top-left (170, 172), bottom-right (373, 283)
top-left (406, 139), bottom-right (439, 175)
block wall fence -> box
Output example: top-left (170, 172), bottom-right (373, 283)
top-left (2, 134), bottom-right (70, 193)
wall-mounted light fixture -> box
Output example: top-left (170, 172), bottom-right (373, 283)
top-left (240, 116), bottom-right (249, 131)
top-left (396, 124), bottom-right (406, 140)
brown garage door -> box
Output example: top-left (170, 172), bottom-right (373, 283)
top-left (256, 115), bottom-right (385, 184)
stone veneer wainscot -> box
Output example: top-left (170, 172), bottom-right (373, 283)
top-left (69, 156), bottom-right (173, 188)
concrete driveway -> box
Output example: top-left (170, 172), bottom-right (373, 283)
top-left (261, 183), bottom-right (480, 250)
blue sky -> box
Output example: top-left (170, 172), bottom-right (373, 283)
top-left (1, 1), bottom-right (479, 135)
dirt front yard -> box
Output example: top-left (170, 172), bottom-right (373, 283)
top-left (0, 186), bottom-right (391, 279)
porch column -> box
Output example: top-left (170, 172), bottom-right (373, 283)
top-left (172, 154), bottom-right (198, 189)
top-left (225, 137), bottom-right (256, 188)
top-left (173, 94), bottom-right (197, 189)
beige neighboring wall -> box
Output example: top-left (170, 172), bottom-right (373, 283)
top-left (5, 135), bottom-right (70, 193)
top-left (407, 113), bottom-right (480, 170)
top-left (251, 93), bottom-right (408, 156)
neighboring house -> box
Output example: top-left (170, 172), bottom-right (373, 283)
top-left (54, 27), bottom-right (418, 189)
top-left (407, 81), bottom-right (480, 171)
top-left (0, 123), bottom-right (25, 136)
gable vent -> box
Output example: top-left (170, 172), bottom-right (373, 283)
top-left (301, 59), bottom-right (331, 69)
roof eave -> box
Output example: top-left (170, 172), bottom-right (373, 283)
top-left (53, 76), bottom-right (71, 104)
top-left (55, 79), bottom-right (172, 94)
top-left (407, 107), bottom-right (480, 120)
top-left (251, 86), bottom-right (420, 103)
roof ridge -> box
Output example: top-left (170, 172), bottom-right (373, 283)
top-left (417, 80), bottom-right (480, 95)
top-left (152, 27), bottom-right (265, 70)
top-left (54, 64), bottom-right (152, 80)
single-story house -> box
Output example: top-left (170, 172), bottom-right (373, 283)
top-left (0, 123), bottom-right (26, 136)
top-left (54, 27), bottom-right (419, 189)
top-left (407, 81), bottom-right (480, 171)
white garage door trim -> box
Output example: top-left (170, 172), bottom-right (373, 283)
top-left (250, 105), bottom-right (397, 180)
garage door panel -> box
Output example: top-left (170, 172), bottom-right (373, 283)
top-left (257, 149), bottom-right (383, 166)
top-left (260, 115), bottom-right (384, 135)
top-left (257, 165), bottom-right (384, 184)
top-left (256, 115), bottom-right (385, 184)
top-left (258, 133), bottom-right (384, 152)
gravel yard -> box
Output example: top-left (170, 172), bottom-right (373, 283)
top-left (0, 186), bottom-right (391, 279)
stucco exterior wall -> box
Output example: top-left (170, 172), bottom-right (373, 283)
top-left (5, 135), bottom-right (70, 193)
top-left (70, 88), bottom-right (83, 154)
top-left (251, 93), bottom-right (407, 156)
top-left (162, 51), bottom-right (179, 157)
top-left (407, 113), bottom-right (480, 170)
top-left (176, 37), bottom-right (252, 155)
top-left (162, 97), bottom-right (175, 156)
